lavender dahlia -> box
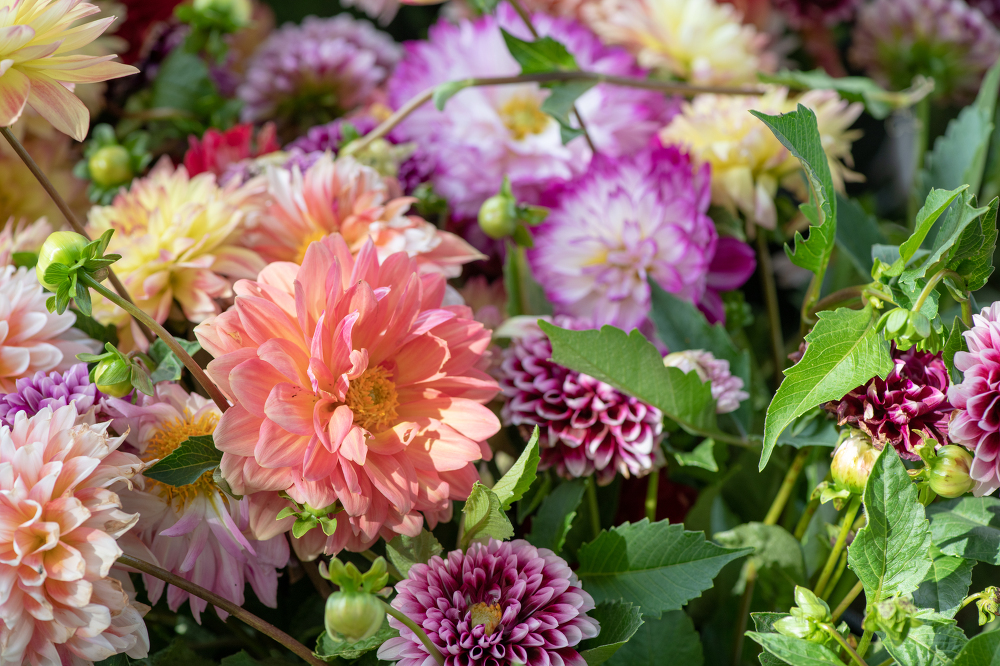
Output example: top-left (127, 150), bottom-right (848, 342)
top-left (663, 349), bottom-right (748, 414)
top-left (0, 363), bottom-right (101, 427)
top-left (377, 538), bottom-right (600, 666)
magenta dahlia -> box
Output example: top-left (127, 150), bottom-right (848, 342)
top-left (826, 345), bottom-right (952, 460)
top-left (499, 317), bottom-right (664, 484)
top-left (377, 538), bottom-right (600, 666)
top-left (0, 363), bottom-right (102, 427)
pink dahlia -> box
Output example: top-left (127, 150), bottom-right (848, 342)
top-left (194, 235), bottom-right (501, 554)
top-left (0, 404), bottom-right (149, 666)
top-left (663, 349), bottom-right (748, 414)
top-left (387, 3), bottom-right (673, 218)
top-left (499, 317), bottom-right (664, 484)
top-left (377, 538), bottom-right (600, 666)
top-left (0, 266), bottom-right (99, 393)
top-left (184, 123), bottom-right (280, 181)
top-left (826, 346), bottom-right (951, 460)
top-left (0, 363), bottom-right (101, 427)
top-left (242, 153), bottom-right (483, 277)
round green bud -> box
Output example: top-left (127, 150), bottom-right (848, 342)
top-left (478, 194), bottom-right (518, 239)
top-left (193, 0), bottom-right (252, 26)
top-left (792, 586), bottom-right (831, 623)
top-left (88, 145), bottom-right (133, 188)
top-left (36, 231), bottom-right (89, 290)
top-left (324, 590), bottom-right (385, 643)
top-left (831, 431), bottom-right (879, 496)
top-left (928, 445), bottom-right (975, 498)
top-left (94, 357), bottom-right (133, 398)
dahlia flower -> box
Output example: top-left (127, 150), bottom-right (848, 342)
top-left (850, 0), bottom-right (1000, 105)
top-left (663, 349), bottom-right (748, 414)
top-left (0, 404), bottom-right (149, 666)
top-left (377, 538), bottom-right (600, 666)
top-left (105, 384), bottom-right (290, 622)
top-left (195, 235), bottom-right (501, 554)
top-left (387, 3), bottom-right (672, 218)
top-left (0, 216), bottom-right (51, 266)
top-left (0, 363), bottom-right (101, 427)
top-left (968, 0), bottom-right (1000, 28)
top-left (826, 346), bottom-right (951, 460)
top-left (519, 0), bottom-right (595, 20)
top-left (660, 87), bottom-right (863, 230)
top-left (238, 15), bottom-right (400, 138)
top-left (0, 266), bottom-right (99, 393)
top-left (582, 0), bottom-right (773, 86)
top-left (499, 317), bottom-right (664, 484)
top-left (183, 123), bottom-right (279, 180)
top-left (285, 115), bottom-right (382, 155)
top-left (85, 158), bottom-right (265, 350)
top-left (773, 0), bottom-right (859, 26)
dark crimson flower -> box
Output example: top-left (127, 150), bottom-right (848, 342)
top-left (773, 0), bottom-right (860, 26)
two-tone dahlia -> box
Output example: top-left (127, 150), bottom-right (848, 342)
top-left (387, 3), bottom-right (671, 218)
top-left (850, 0), bottom-right (1000, 105)
top-left (663, 349), bottom-right (748, 414)
top-left (195, 235), bottom-right (501, 555)
top-left (499, 317), bottom-right (664, 484)
top-left (660, 87), bottom-right (863, 230)
top-left (105, 384), bottom-right (290, 622)
top-left (378, 538), bottom-right (600, 666)
top-left (826, 346), bottom-right (951, 460)
top-left (241, 154), bottom-right (483, 277)
top-left (0, 363), bottom-right (101, 427)
top-left (0, 404), bottom-right (149, 666)
top-left (0, 266), bottom-right (99, 393)
top-left (85, 158), bottom-right (265, 350)
top-left (183, 123), bottom-right (280, 181)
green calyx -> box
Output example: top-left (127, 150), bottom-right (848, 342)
top-left (862, 596), bottom-right (920, 646)
top-left (276, 497), bottom-right (342, 538)
top-left (320, 558), bottom-right (389, 644)
top-left (78, 342), bottom-right (155, 398)
top-left (75, 124), bottom-right (151, 204)
top-left (36, 229), bottom-right (121, 317)
top-left (477, 176), bottom-right (548, 244)
top-left (774, 586), bottom-right (839, 651)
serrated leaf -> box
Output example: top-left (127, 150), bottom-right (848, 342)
top-left (605, 610), bottom-right (701, 666)
top-left (144, 434), bottom-right (222, 486)
top-left (385, 531), bottom-right (442, 578)
top-left (315, 623), bottom-right (399, 661)
top-left (148, 338), bottom-right (202, 384)
top-left (759, 69), bottom-right (927, 120)
top-left (751, 613), bottom-right (793, 666)
top-left (954, 629), bottom-right (1000, 666)
top-left (492, 426), bottom-right (540, 510)
top-left (836, 194), bottom-right (886, 277)
top-left (953, 196), bottom-right (998, 291)
top-left (849, 445), bottom-right (933, 605)
top-left (913, 548), bottom-right (974, 618)
top-left (672, 439), bottom-right (718, 472)
top-left (527, 478), bottom-right (585, 553)
top-left (943, 317), bottom-right (969, 383)
top-left (900, 192), bottom-right (991, 287)
top-left (577, 601), bottom-right (644, 666)
top-left (715, 523), bottom-right (806, 611)
top-left (745, 632), bottom-right (843, 666)
top-left (760, 306), bottom-right (892, 470)
top-left (432, 80), bottom-right (472, 110)
top-left (576, 519), bottom-right (751, 617)
top-left (462, 482), bottom-right (514, 544)
top-left (927, 496), bottom-right (1000, 564)
top-left (501, 29), bottom-right (578, 74)
top-left (887, 186), bottom-right (967, 277)
top-left (883, 614), bottom-right (968, 666)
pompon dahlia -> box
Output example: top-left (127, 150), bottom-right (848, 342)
top-left (499, 317), bottom-right (664, 484)
top-left (661, 87), bottom-right (863, 230)
top-left (237, 15), bottom-right (400, 139)
top-left (663, 349), bottom-right (748, 414)
top-left (105, 384), bottom-right (290, 622)
top-left (826, 346), bottom-right (951, 460)
top-left (183, 123), bottom-right (280, 181)
top-left (378, 538), bottom-right (600, 666)
top-left (850, 0), bottom-right (1000, 105)
top-left (86, 158), bottom-right (265, 350)
top-left (194, 235), bottom-right (501, 555)
top-left (0, 404), bottom-right (149, 666)
top-left (0, 363), bottom-right (101, 427)
top-left (387, 3), bottom-right (672, 218)
top-left (0, 266), bottom-right (99, 393)
top-left (242, 153), bottom-right (483, 277)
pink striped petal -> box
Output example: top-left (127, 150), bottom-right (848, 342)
top-left (0, 65), bottom-right (30, 127)
top-left (25, 73), bottom-right (89, 141)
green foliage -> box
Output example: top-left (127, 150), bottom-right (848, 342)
top-left (882, 614), bottom-right (968, 666)
top-left (927, 496), bottom-right (1000, 564)
top-left (745, 632), bottom-right (843, 666)
top-left (462, 482), bottom-right (514, 546)
top-left (605, 611), bottom-right (703, 666)
top-left (144, 434), bottom-right (223, 486)
top-left (500, 29), bottom-right (578, 74)
top-left (505, 244), bottom-right (552, 317)
top-left (715, 523), bottom-right (805, 611)
top-left (314, 624), bottom-right (399, 662)
top-left (148, 337), bottom-right (203, 384)
top-left (943, 317), bottom-right (970, 383)
top-left (527, 478), bottom-right (586, 553)
top-left (670, 438), bottom-right (719, 472)
top-left (913, 548), bottom-right (975, 618)
top-left (954, 629), bottom-right (1000, 666)
top-left (884, 186), bottom-right (967, 277)
top-left (492, 426), bottom-right (540, 510)
top-left (835, 194), bottom-right (886, 276)
top-left (385, 531), bottom-right (443, 578)
top-left (759, 69), bottom-right (931, 119)
top-left (577, 601), bottom-right (644, 666)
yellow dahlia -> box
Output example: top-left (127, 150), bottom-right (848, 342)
top-left (660, 87), bottom-right (863, 230)
top-left (0, 0), bottom-right (138, 141)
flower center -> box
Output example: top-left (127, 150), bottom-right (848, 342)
top-left (345, 366), bottom-right (399, 433)
top-left (468, 602), bottom-right (503, 636)
top-left (142, 410), bottom-right (219, 507)
top-left (499, 95), bottom-right (550, 140)
top-left (294, 228), bottom-right (329, 264)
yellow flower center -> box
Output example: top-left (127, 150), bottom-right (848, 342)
top-left (295, 228), bottom-right (330, 264)
top-left (469, 602), bottom-right (503, 636)
top-left (499, 96), bottom-right (550, 140)
top-left (345, 366), bottom-right (399, 433)
top-left (142, 410), bottom-right (220, 507)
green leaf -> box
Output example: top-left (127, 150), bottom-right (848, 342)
top-left (751, 613), bottom-right (793, 666)
top-left (501, 29), bottom-right (578, 74)
top-left (715, 523), bottom-right (806, 611)
top-left (432, 80), bottom-right (472, 110)
top-left (887, 186), bottom-right (967, 276)
top-left (130, 363), bottom-right (154, 397)
top-left (952, 196), bottom-right (998, 291)
top-left (539, 80), bottom-right (595, 145)
top-left (883, 614), bottom-right (968, 666)
top-left (577, 601), bottom-right (644, 666)
top-left (144, 434), bottom-right (222, 486)
top-left (928, 496), bottom-right (1000, 564)
top-left (835, 194), bottom-right (886, 277)
top-left (913, 548), bottom-right (974, 618)
top-left (759, 69), bottom-right (929, 120)
top-left (775, 411), bottom-right (840, 449)
top-left (517, 471), bottom-right (552, 524)
top-left (671, 439), bottom-right (719, 472)
top-left (943, 317), bottom-right (970, 383)
top-left (527, 478), bottom-right (586, 553)
top-left (576, 519), bottom-right (751, 617)
top-left (385, 531), bottom-right (442, 578)
top-left (605, 610), bottom-right (702, 666)
top-left (761, 306), bottom-right (892, 470)
top-left (72, 311), bottom-right (118, 347)
top-left (462, 482), bottom-right (514, 545)
top-left (44, 262), bottom-right (70, 288)
top-left (12, 251), bottom-right (37, 268)
top-left (899, 192), bottom-right (991, 287)
top-left (148, 338), bottom-right (202, 384)
top-left (954, 629), bottom-right (1000, 666)
top-left (849, 445), bottom-right (933, 605)
top-left (504, 243), bottom-right (552, 317)
top-left (492, 426), bottom-right (540, 510)
top-left (315, 623), bottom-right (399, 661)
top-left (745, 632), bottom-right (843, 666)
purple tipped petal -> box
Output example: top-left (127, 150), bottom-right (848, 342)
top-left (0, 363), bottom-right (101, 427)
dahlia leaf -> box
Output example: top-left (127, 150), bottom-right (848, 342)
top-left (887, 185), bottom-right (967, 278)
top-left (954, 629), bottom-right (1000, 666)
top-left (492, 426), bottom-right (540, 510)
top-left (751, 613), bottom-right (793, 666)
top-left (745, 632), bottom-right (843, 666)
top-left (540, 80), bottom-right (596, 145)
top-left (670, 438), bottom-right (718, 472)
top-left (899, 191), bottom-right (991, 287)
top-left (145, 433), bottom-right (223, 487)
top-left (913, 547), bottom-right (974, 618)
top-left (462, 482), bottom-right (514, 546)
top-left (884, 614), bottom-right (968, 666)
top-left (927, 496), bottom-right (1000, 564)
top-left (836, 194), bottom-right (885, 277)
top-left (527, 478), bottom-right (585, 553)
top-left (500, 30), bottom-right (579, 74)
top-left (576, 601), bottom-right (644, 666)
top-left (386, 531), bottom-right (443, 578)
top-left (314, 623), bottom-right (399, 661)
top-left (598, 610), bottom-right (702, 666)
top-left (129, 363), bottom-right (154, 397)
top-left (715, 523), bottom-right (806, 612)
top-left (517, 471), bottom-right (552, 524)
top-left (759, 69), bottom-right (928, 120)
top-left (849, 445), bottom-right (933, 605)
top-left (149, 337), bottom-right (202, 384)
top-left (576, 519), bottom-right (752, 617)
top-left (943, 317), bottom-right (969, 384)
top-left (950, 195), bottom-right (998, 292)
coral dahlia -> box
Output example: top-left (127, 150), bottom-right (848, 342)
top-left (0, 363), bottom-right (101, 427)
top-left (377, 538), bottom-right (600, 666)
top-left (195, 235), bottom-right (501, 554)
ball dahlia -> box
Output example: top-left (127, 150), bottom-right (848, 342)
top-left (377, 538), bottom-right (600, 666)
top-left (194, 235), bottom-right (501, 555)
top-left (0, 363), bottom-right (101, 427)
top-left (0, 404), bottom-right (149, 666)
top-left (663, 349), bottom-right (748, 414)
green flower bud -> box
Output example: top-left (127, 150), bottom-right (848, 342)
top-left (36, 231), bottom-right (89, 290)
top-left (88, 145), bottom-right (133, 188)
top-left (977, 587), bottom-right (1000, 625)
top-left (478, 194), bottom-right (518, 239)
top-left (324, 590), bottom-right (385, 643)
top-left (792, 586), bottom-right (831, 623)
top-left (193, 0), bottom-right (252, 26)
top-left (862, 596), bottom-right (919, 646)
top-left (928, 445), bottom-right (975, 498)
top-left (831, 431), bottom-right (879, 496)
top-left (774, 616), bottom-right (822, 642)
top-left (94, 357), bottom-right (133, 398)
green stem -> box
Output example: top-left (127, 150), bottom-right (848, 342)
top-left (821, 623), bottom-right (869, 666)
top-left (381, 600), bottom-right (445, 666)
top-left (814, 496), bottom-right (862, 598)
top-left (644, 469), bottom-right (659, 522)
top-left (912, 269), bottom-right (964, 314)
top-left (586, 476), bottom-right (602, 539)
top-left (962, 299), bottom-right (973, 327)
top-left (863, 287), bottom-right (898, 307)
top-left (81, 274), bottom-right (230, 412)
top-left (958, 591), bottom-right (985, 611)
top-left (794, 496), bottom-right (820, 540)
top-left (908, 97), bottom-right (931, 227)
top-left (807, 285), bottom-right (867, 321)
top-left (856, 629), bottom-right (874, 658)
top-left (832, 580), bottom-right (864, 622)
top-left (756, 233), bottom-right (786, 389)
top-left (732, 560), bottom-right (756, 666)
top-left (875, 659), bottom-right (895, 666)
top-left (823, 550), bottom-right (849, 601)
top-left (765, 448), bottom-right (810, 526)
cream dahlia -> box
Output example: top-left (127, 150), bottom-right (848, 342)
top-left (195, 235), bottom-right (501, 555)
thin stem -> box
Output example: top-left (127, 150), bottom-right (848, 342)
top-left (814, 496), bottom-right (862, 598)
top-left (381, 600), bottom-right (445, 666)
top-left (765, 448), bottom-right (810, 526)
top-left (863, 287), bottom-right (898, 307)
top-left (875, 659), bottom-right (895, 666)
top-left (0, 127), bottom-right (155, 343)
top-left (823, 550), bottom-right (849, 601)
top-left (732, 560), bottom-right (756, 666)
top-left (856, 629), bottom-right (874, 658)
top-left (913, 269), bottom-right (963, 314)
top-left (832, 580), bottom-right (864, 622)
top-left (81, 274), bottom-right (230, 412)
top-left (117, 554), bottom-right (324, 666)
top-left (644, 469), bottom-right (659, 522)
top-left (756, 233), bottom-right (785, 389)
top-left (808, 285), bottom-right (866, 321)
top-left (962, 299), bottom-right (973, 327)
top-left (794, 496), bottom-right (820, 540)
top-left (586, 475), bottom-right (602, 539)
top-left (821, 623), bottom-right (869, 666)
top-left (959, 591), bottom-right (985, 611)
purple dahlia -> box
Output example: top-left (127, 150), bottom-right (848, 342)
top-left (377, 538), bottom-right (600, 666)
top-left (499, 317), bottom-right (664, 485)
top-left (0, 363), bottom-right (100, 427)
top-left (968, 0), bottom-right (1000, 27)
top-left (663, 349), bottom-right (748, 414)
top-left (826, 346), bottom-right (951, 460)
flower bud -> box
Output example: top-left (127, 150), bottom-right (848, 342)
top-left (324, 590), bottom-right (385, 643)
top-left (862, 596), bottom-right (919, 646)
top-left (36, 231), bottom-right (89, 290)
top-left (88, 145), bottom-right (133, 188)
top-left (193, 0), bottom-right (252, 26)
top-left (928, 445), bottom-right (975, 498)
top-left (831, 431), bottom-right (879, 496)
top-left (478, 194), bottom-right (518, 239)
top-left (94, 357), bottom-right (133, 398)
top-left (792, 586), bottom-right (831, 623)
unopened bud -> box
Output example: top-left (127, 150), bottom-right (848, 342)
top-left (831, 431), bottom-right (879, 496)
top-left (193, 0), bottom-right (252, 26)
top-left (94, 357), bottom-right (132, 398)
top-left (478, 194), bottom-right (518, 240)
top-left (862, 597), bottom-right (919, 646)
top-left (36, 231), bottom-right (89, 290)
top-left (324, 590), bottom-right (385, 643)
top-left (792, 586), bottom-right (831, 623)
top-left (928, 445), bottom-right (975, 498)
top-left (88, 145), bottom-right (133, 188)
